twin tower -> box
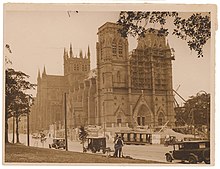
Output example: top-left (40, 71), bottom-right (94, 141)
top-left (31, 22), bottom-right (175, 132)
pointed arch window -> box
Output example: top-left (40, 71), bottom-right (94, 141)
top-left (117, 71), bottom-right (120, 82)
top-left (118, 41), bottom-right (123, 57)
top-left (158, 112), bottom-right (165, 126)
top-left (117, 115), bottom-right (122, 125)
top-left (102, 73), bottom-right (105, 84)
top-left (112, 40), bottom-right (117, 57)
top-left (100, 44), bottom-right (103, 60)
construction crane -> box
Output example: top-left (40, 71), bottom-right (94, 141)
top-left (172, 85), bottom-right (188, 127)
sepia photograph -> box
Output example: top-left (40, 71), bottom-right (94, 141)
top-left (3, 3), bottom-right (217, 165)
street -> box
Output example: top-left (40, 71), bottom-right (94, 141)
top-left (8, 133), bottom-right (174, 163)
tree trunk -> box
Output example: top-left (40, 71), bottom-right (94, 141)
top-left (5, 115), bottom-right (9, 143)
top-left (12, 115), bottom-right (15, 143)
top-left (16, 115), bottom-right (20, 143)
top-left (82, 141), bottom-right (85, 152)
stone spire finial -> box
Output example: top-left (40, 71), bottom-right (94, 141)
top-left (43, 65), bottom-right (46, 75)
top-left (70, 43), bottom-right (73, 57)
top-left (38, 69), bottom-right (41, 79)
top-left (87, 45), bottom-right (90, 60)
top-left (79, 50), bottom-right (83, 58)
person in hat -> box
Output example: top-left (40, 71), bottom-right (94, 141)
top-left (114, 136), bottom-right (124, 157)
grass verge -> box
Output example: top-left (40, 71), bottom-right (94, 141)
top-left (4, 143), bottom-right (163, 164)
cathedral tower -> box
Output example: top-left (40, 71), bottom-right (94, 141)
top-left (129, 29), bottom-right (175, 127)
top-left (63, 44), bottom-right (91, 87)
top-left (96, 22), bottom-right (130, 127)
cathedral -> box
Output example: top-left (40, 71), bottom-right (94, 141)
top-left (30, 22), bottom-right (176, 132)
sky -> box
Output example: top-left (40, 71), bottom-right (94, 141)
top-left (1, 2), bottom-right (219, 169)
top-left (4, 5), bottom-right (213, 105)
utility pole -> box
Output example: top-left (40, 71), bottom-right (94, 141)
top-left (193, 109), bottom-right (196, 139)
top-left (64, 93), bottom-right (68, 151)
top-left (103, 103), bottom-right (105, 137)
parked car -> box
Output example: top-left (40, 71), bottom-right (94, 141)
top-left (49, 138), bottom-right (66, 149)
top-left (165, 140), bottom-right (210, 164)
top-left (83, 137), bottom-right (106, 153)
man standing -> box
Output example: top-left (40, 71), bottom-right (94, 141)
top-left (114, 136), bottom-right (124, 157)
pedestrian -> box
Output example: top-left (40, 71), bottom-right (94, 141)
top-left (114, 136), bottom-right (124, 157)
top-left (113, 134), bottom-right (118, 157)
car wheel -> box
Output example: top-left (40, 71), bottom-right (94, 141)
top-left (203, 149), bottom-right (210, 164)
top-left (204, 159), bottom-right (210, 164)
top-left (102, 149), bottom-right (106, 154)
top-left (189, 155), bottom-right (197, 164)
top-left (92, 148), bottom-right (96, 153)
top-left (166, 154), bottom-right (173, 162)
top-left (83, 147), bottom-right (87, 153)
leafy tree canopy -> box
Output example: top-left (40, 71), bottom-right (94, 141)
top-left (175, 91), bottom-right (210, 127)
top-left (5, 68), bottom-right (36, 119)
top-left (117, 11), bottom-right (211, 57)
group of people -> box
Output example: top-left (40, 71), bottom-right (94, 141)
top-left (113, 135), bottom-right (124, 158)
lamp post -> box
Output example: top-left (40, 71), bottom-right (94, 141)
top-left (64, 93), bottom-right (68, 151)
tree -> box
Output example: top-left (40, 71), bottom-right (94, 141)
top-left (175, 91), bottom-right (210, 137)
top-left (117, 11), bottom-right (211, 57)
top-left (5, 68), bottom-right (35, 143)
top-left (184, 92), bottom-right (210, 126)
top-left (78, 126), bottom-right (88, 152)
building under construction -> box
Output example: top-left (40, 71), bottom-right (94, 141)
top-left (30, 22), bottom-right (176, 132)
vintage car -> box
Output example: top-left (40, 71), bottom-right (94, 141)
top-left (49, 138), bottom-right (66, 149)
top-left (165, 140), bottom-right (210, 164)
top-left (83, 137), bottom-right (106, 153)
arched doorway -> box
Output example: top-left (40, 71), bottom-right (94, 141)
top-left (137, 105), bottom-right (151, 126)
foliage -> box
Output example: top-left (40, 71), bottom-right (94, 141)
top-left (175, 91), bottom-right (210, 127)
top-left (117, 11), bottom-right (211, 57)
top-left (5, 68), bottom-right (36, 143)
top-left (5, 44), bottom-right (12, 65)
top-left (5, 68), bottom-right (35, 118)
top-left (78, 126), bottom-right (88, 143)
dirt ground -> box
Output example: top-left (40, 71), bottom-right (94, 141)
top-left (4, 143), bottom-right (163, 164)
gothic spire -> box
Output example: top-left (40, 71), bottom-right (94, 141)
top-left (63, 48), bottom-right (68, 60)
top-left (37, 69), bottom-right (41, 79)
top-left (43, 65), bottom-right (46, 75)
top-left (70, 43), bottom-right (73, 57)
top-left (79, 50), bottom-right (83, 58)
top-left (87, 45), bottom-right (90, 60)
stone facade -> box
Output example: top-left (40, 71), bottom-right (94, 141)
top-left (30, 22), bottom-right (175, 132)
